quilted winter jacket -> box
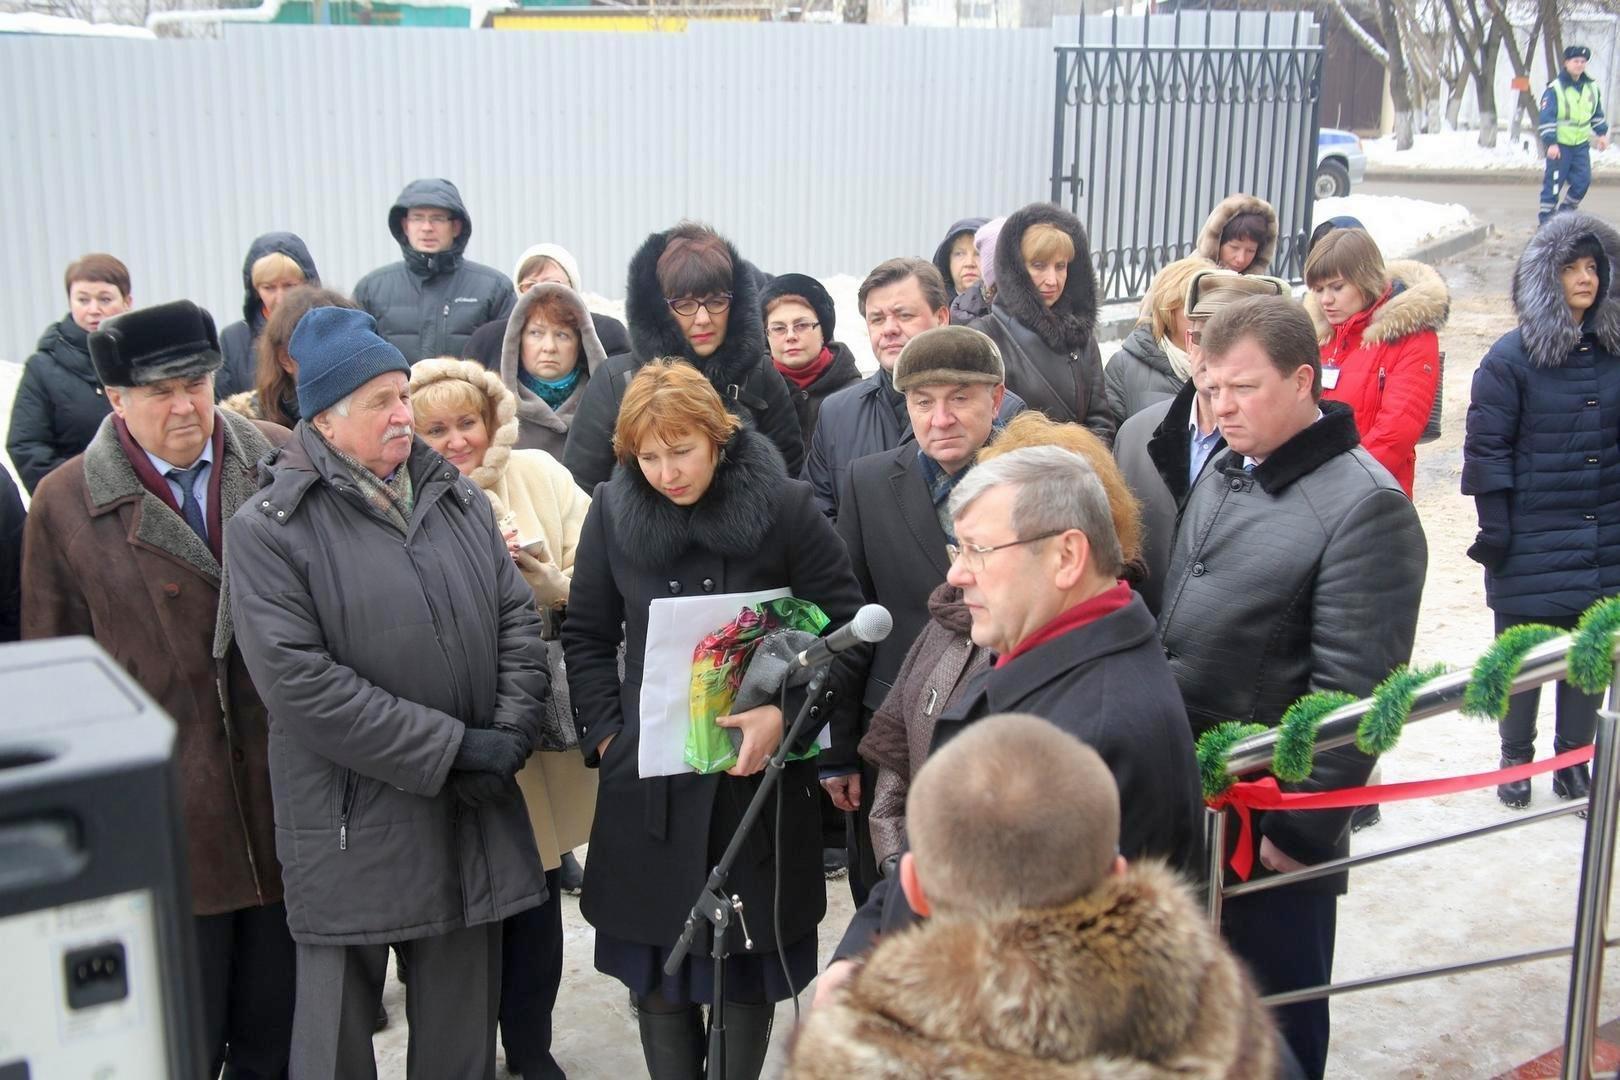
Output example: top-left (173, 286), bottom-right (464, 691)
top-left (1307, 259), bottom-right (1448, 497)
top-left (225, 426), bottom-right (550, 945)
top-left (8, 316), bottom-right (111, 494)
top-left (1158, 403), bottom-right (1427, 893)
top-left (1106, 324), bottom-right (1186, 426)
top-left (1463, 212), bottom-right (1620, 616)
top-left (352, 179), bottom-right (517, 363)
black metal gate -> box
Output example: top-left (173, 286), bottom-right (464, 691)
top-left (1051, 9), bottom-right (1323, 303)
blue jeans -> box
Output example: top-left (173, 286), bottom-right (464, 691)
top-left (1541, 141), bottom-right (1593, 221)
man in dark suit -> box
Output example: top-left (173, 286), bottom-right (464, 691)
top-left (823, 325), bottom-right (1010, 900)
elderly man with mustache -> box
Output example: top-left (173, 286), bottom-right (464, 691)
top-left (226, 306), bottom-right (551, 1079)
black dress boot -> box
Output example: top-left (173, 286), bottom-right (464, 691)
top-left (1498, 753), bottom-right (1533, 809)
top-left (634, 998), bottom-right (704, 1080)
top-left (1553, 739), bottom-right (1592, 801)
top-left (717, 1001), bottom-right (774, 1080)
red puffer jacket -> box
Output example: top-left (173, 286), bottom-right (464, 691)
top-left (1309, 259), bottom-right (1449, 497)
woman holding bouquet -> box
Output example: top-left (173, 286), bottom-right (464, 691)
top-left (562, 359), bottom-right (863, 1079)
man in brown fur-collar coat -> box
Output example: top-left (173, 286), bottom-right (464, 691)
top-left (23, 300), bottom-right (294, 1079)
top-left (789, 714), bottom-right (1279, 1080)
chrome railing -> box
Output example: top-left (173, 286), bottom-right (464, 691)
top-left (1203, 636), bottom-right (1620, 1080)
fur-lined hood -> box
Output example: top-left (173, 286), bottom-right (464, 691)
top-left (992, 202), bottom-right (1099, 353)
top-left (407, 356), bottom-right (519, 494)
top-left (1195, 194), bottom-right (1279, 274)
top-left (1512, 212), bottom-right (1620, 368)
top-left (787, 861), bottom-right (1277, 1079)
top-left (1306, 258), bottom-right (1450, 346)
top-left (497, 283), bottom-right (607, 436)
top-left (606, 426), bottom-right (786, 571)
top-left (623, 227), bottom-right (767, 394)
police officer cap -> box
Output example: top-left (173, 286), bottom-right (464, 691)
top-left (1566, 45), bottom-right (1592, 61)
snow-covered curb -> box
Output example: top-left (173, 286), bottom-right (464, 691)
top-left (1364, 129), bottom-right (1620, 172)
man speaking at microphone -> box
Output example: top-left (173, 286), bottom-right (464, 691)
top-left (816, 445), bottom-right (1203, 1001)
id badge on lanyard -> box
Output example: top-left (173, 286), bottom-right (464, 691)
top-left (1322, 364), bottom-right (1342, 391)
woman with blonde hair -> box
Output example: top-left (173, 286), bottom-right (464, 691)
top-left (968, 202), bottom-right (1113, 443)
top-left (408, 356), bottom-right (594, 1080)
top-left (858, 411), bottom-right (1143, 871)
top-left (563, 359), bottom-right (863, 1079)
top-left (1105, 255), bottom-right (1216, 424)
top-left (218, 233), bottom-right (319, 399)
top-left (1305, 226), bottom-right (1447, 498)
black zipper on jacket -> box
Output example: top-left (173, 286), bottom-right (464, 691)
top-left (339, 769), bottom-right (358, 850)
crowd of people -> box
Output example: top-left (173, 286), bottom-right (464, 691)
top-left (3, 173), bottom-right (1618, 1080)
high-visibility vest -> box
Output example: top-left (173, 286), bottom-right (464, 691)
top-left (1555, 78), bottom-right (1601, 144)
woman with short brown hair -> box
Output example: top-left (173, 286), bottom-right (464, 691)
top-left (563, 358), bottom-right (863, 1079)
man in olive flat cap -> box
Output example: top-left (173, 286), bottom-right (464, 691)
top-left (23, 298), bottom-right (296, 1079)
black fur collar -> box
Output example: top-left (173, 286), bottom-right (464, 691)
top-left (623, 228), bottom-right (767, 394)
top-left (991, 203), bottom-right (1099, 353)
top-left (1147, 379), bottom-right (1207, 503)
top-left (1217, 400), bottom-right (1362, 494)
top-left (607, 428), bottom-right (787, 570)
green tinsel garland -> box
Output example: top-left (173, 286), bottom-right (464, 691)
top-left (1358, 663), bottom-right (1449, 756)
top-left (1198, 721), bottom-right (1267, 800)
top-left (1194, 596), bottom-right (1620, 798)
top-left (1272, 692), bottom-right (1357, 781)
top-left (1568, 596), bottom-right (1620, 695)
top-left (1461, 623), bottom-right (1563, 720)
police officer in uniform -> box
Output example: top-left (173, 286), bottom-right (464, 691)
top-left (1540, 44), bottom-right (1610, 225)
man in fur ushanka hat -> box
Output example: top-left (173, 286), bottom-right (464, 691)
top-left (22, 298), bottom-right (298, 1078)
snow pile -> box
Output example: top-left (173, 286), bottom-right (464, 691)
top-left (1316, 193), bottom-right (1474, 258)
top-left (1364, 129), bottom-right (1620, 172)
top-left (0, 12), bottom-right (156, 38)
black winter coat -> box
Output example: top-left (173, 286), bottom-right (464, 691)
top-left (1158, 404), bottom-right (1427, 893)
top-left (1113, 380), bottom-right (1223, 616)
top-left (226, 427), bottom-right (550, 944)
top-left (562, 228), bottom-right (804, 491)
top-left (561, 430), bottom-right (864, 953)
top-left (834, 594), bottom-right (1205, 960)
top-left (825, 442), bottom-right (953, 770)
top-left (803, 368), bottom-right (1024, 519)
top-left (1463, 212), bottom-right (1620, 616)
top-left (947, 281), bottom-right (990, 326)
top-left (218, 232), bottom-right (320, 400)
top-left (8, 316), bottom-right (110, 494)
top-left (0, 468), bottom-right (22, 643)
top-left (781, 343), bottom-right (862, 458)
top-left (352, 179), bottom-right (517, 363)
top-left (969, 203), bottom-right (1114, 445)
top-left (1106, 324), bottom-right (1186, 425)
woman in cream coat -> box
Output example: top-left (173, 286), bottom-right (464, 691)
top-left (410, 355), bottom-right (595, 1080)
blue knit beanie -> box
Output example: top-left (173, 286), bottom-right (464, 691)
top-left (291, 307), bottom-right (410, 419)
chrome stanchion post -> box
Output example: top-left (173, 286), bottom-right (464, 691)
top-left (1204, 806), bottom-right (1227, 926)
top-left (1560, 706), bottom-right (1620, 1080)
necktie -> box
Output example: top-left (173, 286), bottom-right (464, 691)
top-left (167, 463), bottom-right (209, 542)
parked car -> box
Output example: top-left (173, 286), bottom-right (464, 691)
top-left (1316, 128), bottom-right (1367, 198)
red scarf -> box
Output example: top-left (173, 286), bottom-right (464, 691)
top-left (774, 346), bottom-right (835, 390)
top-left (114, 412), bottom-right (226, 564)
top-left (994, 581), bottom-right (1134, 668)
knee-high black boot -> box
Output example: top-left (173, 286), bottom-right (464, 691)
top-left (713, 1001), bottom-right (774, 1080)
top-left (633, 995), bottom-right (704, 1080)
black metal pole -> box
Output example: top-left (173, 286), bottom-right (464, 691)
top-left (665, 666), bottom-right (830, 1077)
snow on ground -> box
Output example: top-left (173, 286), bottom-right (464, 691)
top-left (1365, 128), bottom-right (1620, 172)
top-left (1315, 193), bottom-right (1475, 259)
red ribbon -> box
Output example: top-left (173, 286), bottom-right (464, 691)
top-left (1207, 744), bottom-right (1597, 881)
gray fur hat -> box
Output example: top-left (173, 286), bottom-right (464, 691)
top-left (893, 326), bottom-right (1004, 392)
top-left (89, 300), bottom-right (223, 388)
top-left (1514, 212), bottom-right (1620, 368)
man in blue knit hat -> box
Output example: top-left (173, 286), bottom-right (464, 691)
top-left (1539, 44), bottom-right (1610, 224)
top-left (225, 306), bottom-right (551, 1079)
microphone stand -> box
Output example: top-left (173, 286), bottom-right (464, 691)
top-left (664, 663), bottom-right (830, 1080)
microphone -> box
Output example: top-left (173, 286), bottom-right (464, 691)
top-left (795, 604), bottom-right (892, 668)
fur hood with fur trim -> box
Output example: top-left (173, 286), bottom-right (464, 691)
top-left (1513, 212), bottom-right (1620, 368)
top-left (787, 861), bottom-right (1278, 1080)
top-left (991, 202), bottom-right (1100, 354)
top-left (1305, 258), bottom-right (1451, 346)
top-left (407, 357), bottom-right (519, 493)
top-left (606, 426), bottom-right (786, 571)
top-left (497, 283), bottom-right (607, 456)
top-left (624, 227), bottom-right (767, 391)
top-left (1195, 194), bottom-right (1279, 274)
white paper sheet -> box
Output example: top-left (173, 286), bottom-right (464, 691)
top-left (638, 587), bottom-right (832, 779)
